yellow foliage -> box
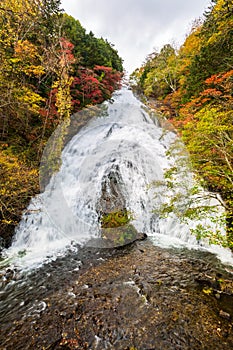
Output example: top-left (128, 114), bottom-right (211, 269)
top-left (179, 26), bottom-right (202, 70)
top-left (25, 65), bottom-right (45, 76)
top-left (0, 149), bottom-right (39, 227)
top-left (213, 0), bottom-right (232, 18)
top-left (13, 40), bottom-right (45, 77)
top-left (1, 0), bottom-right (39, 18)
top-left (202, 287), bottom-right (213, 295)
top-left (17, 87), bottom-right (45, 113)
top-left (15, 40), bottom-right (38, 59)
top-left (53, 76), bottom-right (74, 120)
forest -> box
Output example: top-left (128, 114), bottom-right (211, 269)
top-left (130, 0), bottom-right (233, 249)
top-left (0, 0), bottom-right (123, 247)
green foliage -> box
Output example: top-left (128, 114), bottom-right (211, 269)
top-left (152, 148), bottom-right (229, 248)
top-left (61, 14), bottom-right (123, 72)
top-left (131, 44), bottom-right (178, 99)
top-left (182, 107), bottom-right (233, 192)
top-left (190, 224), bottom-right (228, 248)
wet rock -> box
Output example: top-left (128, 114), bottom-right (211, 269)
top-left (136, 232), bottom-right (147, 241)
top-left (97, 166), bottom-right (126, 215)
top-left (0, 236), bottom-right (5, 251)
top-left (94, 165), bottom-right (145, 248)
top-left (87, 226), bottom-right (147, 248)
top-left (219, 310), bottom-right (231, 320)
top-left (1, 242), bottom-right (233, 350)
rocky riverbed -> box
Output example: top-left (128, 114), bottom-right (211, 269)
top-left (1, 240), bottom-right (232, 350)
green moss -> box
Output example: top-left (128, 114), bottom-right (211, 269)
top-left (102, 224), bottom-right (138, 246)
top-left (100, 209), bottom-right (133, 228)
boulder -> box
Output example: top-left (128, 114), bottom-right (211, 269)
top-left (90, 165), bottom-right (147, 248)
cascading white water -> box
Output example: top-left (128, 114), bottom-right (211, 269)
top-left (3, 88), bottom-right (233, 268)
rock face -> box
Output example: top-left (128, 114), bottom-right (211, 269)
top-left (96, 165), bottom-right (126, 216)
top-left (93, 165), bottom-right (146, 248)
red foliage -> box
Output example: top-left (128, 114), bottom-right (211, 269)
top-left (205, 74), bottom-right (223, 85)
top-left (201, 70), bottom-right (233, 110)
top-left (94, 65), bottom-right (122, 97)
top-left (71, 67), bottom-right (103, 108)
top-left (70, 65), bottom-right (122, 110)
top-left (39, 63), bottom-right (122, 127)
top-left (59, 37), bottom-right (75, 64)
top-left (94, 65), bottom-right (113, 72)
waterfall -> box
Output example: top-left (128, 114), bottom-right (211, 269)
top-left (3, 88), bottom-right (233, 269)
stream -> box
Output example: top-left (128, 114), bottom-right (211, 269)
top-left (0, 88), bottom-right (233, 349)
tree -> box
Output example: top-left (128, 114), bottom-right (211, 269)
top-left (61, 14), bottom-right (123, 72)
top-left (134, 44), bottom-right (179, 99)
top-left (183, 0), bottom-right (233, 100)
top-left (0, 0), bottom-right (63, 160)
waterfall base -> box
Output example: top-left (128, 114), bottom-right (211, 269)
top-left (1, 240), bottom-right (232, 350)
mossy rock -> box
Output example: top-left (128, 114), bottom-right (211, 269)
top-left (100, 209), bottom-right (132, 228)
top-left (87, 209), bottom-right (146, 248)
top-left (87, 224), bottom-right (146, 248)
top-left (101, 223), bottom-right (139, 246)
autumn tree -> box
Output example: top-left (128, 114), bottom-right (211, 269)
top-left (0, 0), bottom-right (63, 160)
top-left (182, 0), bottom-right (233, 100)
top-left (131, 44), bottom-right (179, 100)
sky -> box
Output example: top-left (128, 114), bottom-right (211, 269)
top-left (60, 0), bottom-right (211, 74)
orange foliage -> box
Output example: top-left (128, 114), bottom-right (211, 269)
top-left (200, 88), bottom-right (223, 97)
top-left (205, 70), bottom-right (233, 85)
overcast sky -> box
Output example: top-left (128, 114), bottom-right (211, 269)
top-left (60, 0), bottom-right (211, 73)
